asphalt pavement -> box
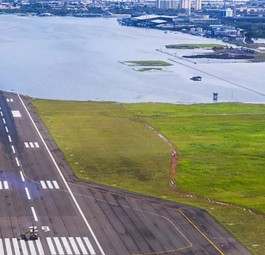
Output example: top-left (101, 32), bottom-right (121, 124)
top-left (0, 91), bottom-right (252, 255)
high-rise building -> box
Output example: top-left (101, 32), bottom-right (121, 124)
top-left (180, 0), bottom-right (190, 9)
top-left (194, 0), bottom-right (202, 10)
top-left (157, 0), bottom-right (177, 9)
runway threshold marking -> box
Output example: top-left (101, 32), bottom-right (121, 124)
top-left (35, 239), bottom-right (45, 255)
top-left (18, 94), bottom-right (105, 255)
top-left (83, 237), bottom-right (96, 255)
top-left (76, 237), bottom-right (89, 254)
top-left (4, 238), bottom-right (12, 255)
top-left (53, 237), bottom-right (64, 255)
top-left (20, 240), bottom-right (29, 255)
top-left (0, 239), bottom-right (3, 254)
top-left (179, 210), bottom-right (225, 255)
top-left (46, 237), bottom-right (57, 255)
top-left (61, 237), bottom-right (73, 255)
top-left (12, 238), bottom-right (21, 255)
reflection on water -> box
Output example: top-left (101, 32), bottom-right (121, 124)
top-left (0, 15), bottom-right (264, 104)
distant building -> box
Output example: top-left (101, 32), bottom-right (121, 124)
top-left (226, 8), bottom-right (233, 17)
top-left (157, 0), bottom-right (177, 9)
top-left (180, 0), bottom-right (190, 9)
top-left (194, 0), bottom-right (202, 10)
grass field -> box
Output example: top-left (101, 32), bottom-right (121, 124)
top-left (32, 100), bottom-right (265, 255)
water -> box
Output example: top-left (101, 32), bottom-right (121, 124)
top-left (0, 15), bottom-right (264, 104)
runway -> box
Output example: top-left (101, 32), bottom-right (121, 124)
top-left (0, 91), bottom-right (251, 255)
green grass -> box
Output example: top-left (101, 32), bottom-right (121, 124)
top-left (32, 100), bottom-right (265, 255)
top-left (165, 44), bottom-right (224, 49)
top-left (136, 67), bottom-right (163, 72)
top-left (122, 60), bottom-right (172, 66)
top-left (125, 103), bottom-right (265, 213)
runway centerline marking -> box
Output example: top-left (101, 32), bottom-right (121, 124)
top-left (8, 135), bottom-right (12, 143)
top-left (5, 126), bottom-right (9, 133)
top-left (15, 157), bottom-right (20, 167)
top-left (18, 94), bottom-right (106, 255)
top-left (2, 118), bottom-right (6, 124)
top-left (25, 187), bottom-right (31, 200)
top-left (11, 145), bottom-right (15, 154)
top-left (31, 207), bottom-right (38, 222)
top-left (20, 171), bottom-right (25, 182)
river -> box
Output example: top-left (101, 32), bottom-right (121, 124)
top-left (0, 15), bottom-right (264, 104)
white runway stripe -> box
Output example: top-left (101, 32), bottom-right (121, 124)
top-left (47, 237), bottom-right (57, 255)
top-left (25, 187), bottom-right (31, 200)
top-left (0, 181), bottom-right (9, 190)
top-left (4, 238), bottom-right (12, 255)
top-left (76, 237), bottom-right (88, 255)
top-left (28, 240), bottom-right (37, 255)
top-left (11, 145), bottom-right (15, 154)
top-left (53, 180), bottom-right (60, 189)
top-left (15, 157), bottom-right (20, 167)
top-left (36, 239), bottom-right (45, 255)
top-left (20, 171), bottom-right (25, 182)
top-left (41, 180), bottom-right (60, 189)
top-left (20, 240), bottom-right (29, 255)
top-left (31, 207), bottom-right (38, 222)
top-left (2, 118), bottom-right (6, 124)
top-left (5, 126), bottom-right (9, 133)
top-left (12, 238), bottom-right (21, 255)
top-left (69, 237), bottom-right (80, 254)
top-left (61, 237), bottom-right (73, 255)
top-left (54, 237), bottom-right (64, 255)
top-left (0, 237), bottom-right (95, 255)
top-left (8, 135), bottom-right (12, 143)
top-left (47, 181), bottom-right (54, 189)
top-left (25, 142), bottom-right (40, 149)
top-left (83, 237), bottom-right (96, 255)
top-left (3, 181), bottom-right (9, 190)
top-left (0, 112), bottom-right (3, 117)
top-left (0, 239), bottom-right (4, 255)
top-left (40, 180), bottom-right (47, 189)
